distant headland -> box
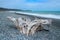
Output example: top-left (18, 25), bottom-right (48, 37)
top-left (0, 7), bottom-right (32, 12)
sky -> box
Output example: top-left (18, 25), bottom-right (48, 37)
top-left (0, 0), bottom-right (60, 11)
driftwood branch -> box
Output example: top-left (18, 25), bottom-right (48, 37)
top-left (7, 16), bottom-right (52, 36)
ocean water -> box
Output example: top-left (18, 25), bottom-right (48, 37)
top-left (26, 11), bottom-right (60, 14)
top-left (25, 11), bottom-right (60, 19)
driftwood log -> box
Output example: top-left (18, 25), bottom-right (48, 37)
top-left (7, 16), bottom-right (52, 36)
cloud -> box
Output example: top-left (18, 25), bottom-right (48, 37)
top-left (0, 0), bottom-right (60, 11)
top-left (25, 0), bottom-right (60, 11)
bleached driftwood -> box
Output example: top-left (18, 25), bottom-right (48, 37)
top-left (26, 19), bottom-right (52, 35)
top-left (7, 16), bottom-right (31, 34)
top-left (7, 16), bottom-right (52, 36)
top-left (27, 21), bottom-right (43, 35)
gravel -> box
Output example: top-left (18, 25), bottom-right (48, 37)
top-left (0, 11), bottom-right (60, 40)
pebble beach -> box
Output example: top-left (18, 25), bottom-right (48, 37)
top-left (0, 11), bottom-right (60, 40)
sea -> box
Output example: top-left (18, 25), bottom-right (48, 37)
top-left (35, 11), bottom-right (60, 19)
top-left (18, 11), bottom-right (60, 19)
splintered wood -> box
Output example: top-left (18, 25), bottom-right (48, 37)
top-left (7, 16), bottom-right (52, 36)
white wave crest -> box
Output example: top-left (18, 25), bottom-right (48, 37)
top-left (16, 11), bottom-right (60, 19)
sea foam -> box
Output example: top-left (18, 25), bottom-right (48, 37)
top-left (15, 11), bottom-right (60, 19)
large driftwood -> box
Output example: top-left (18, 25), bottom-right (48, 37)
top-left (7, 16), bottom-right (52, 36)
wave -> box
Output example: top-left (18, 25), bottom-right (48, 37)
top-left (15, 11), bottom-right (60, 19)
top-left (34, 14), bottom-right (60, 19)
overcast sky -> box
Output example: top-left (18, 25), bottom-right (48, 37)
top-left (0, 0), bottom-right (60, 11)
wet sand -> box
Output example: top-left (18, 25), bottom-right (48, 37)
top-left (0, 11), bottom-right (60, 40)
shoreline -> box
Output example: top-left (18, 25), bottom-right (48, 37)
top-left (0, 10), bottom-right (60, 19)
top-left (15, 11), bottom-right (60, 20)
